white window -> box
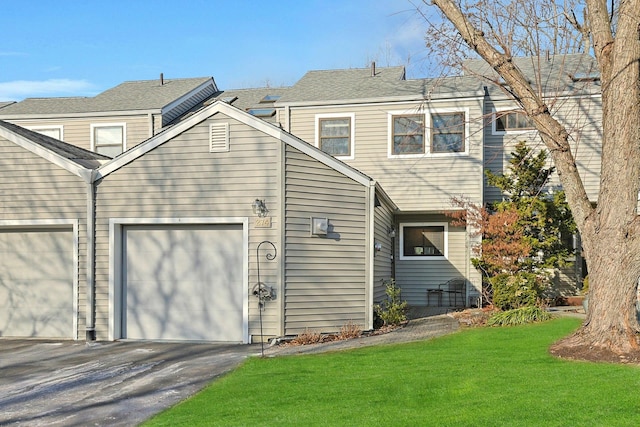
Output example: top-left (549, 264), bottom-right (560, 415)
top-left (28, 125), bottom-right (64, 140)
top-left (388, 108), bottom-right (469, 158)
top-left (399, 222), bottom-right (448, 260)
top-left (431, 112), bottom-right (465, 153)
top-left (315, 113), bottom-right (355, 159)
top-left (492, 110), bottom-right (535, 134)
top-left (391, 114), bottom-right (425, 155)
top-left (91, 123), bottom-right (126, 157)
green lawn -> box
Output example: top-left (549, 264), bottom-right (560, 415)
top-left (145, 318), bottom-right (640, 426)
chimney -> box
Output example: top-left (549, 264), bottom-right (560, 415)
top-left (371, 61), bottom-right (376, 77)
top-left (160, 73), bottom-right (164, 85)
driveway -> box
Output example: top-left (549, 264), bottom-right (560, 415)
top-left (0, 339), bottom-right (260, 426)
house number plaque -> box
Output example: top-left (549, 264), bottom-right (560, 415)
top-left (254, 217), bottom-right (272, 228)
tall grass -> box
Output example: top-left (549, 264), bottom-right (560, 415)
top-left (145, 318), bottom-right (640, 426)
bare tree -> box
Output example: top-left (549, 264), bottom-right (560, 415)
top-left (424, 0), bottom-right (640, 358)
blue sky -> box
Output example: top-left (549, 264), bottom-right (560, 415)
top-left (0, 0), bottom-right (430, 101)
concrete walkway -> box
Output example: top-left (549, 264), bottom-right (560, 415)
top-left (264, 313), bottom-right (460, 357)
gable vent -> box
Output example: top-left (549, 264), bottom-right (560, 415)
top-left (209, 123), bottom-right (229, 152)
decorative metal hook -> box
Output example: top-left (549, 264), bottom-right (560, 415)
top-left (255, 240), bottom-right (277, 357)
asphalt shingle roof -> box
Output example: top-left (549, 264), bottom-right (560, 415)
top-left (276, 65), bottom-right (484, 104)
top-left (464, 53), bottom-right (600, 96)
top-left (0, 77), bottom-right (215, 115)
top-left (0, 119), bottom-right (109, 168)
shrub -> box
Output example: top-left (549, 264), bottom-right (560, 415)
top-left (374, 280), bottom-right (408, 327)
top-left (487, 306), bottom-right (553, 326)
top-left (491, 272), bottom-right (545, 310)
top-left (290, 329), bottom-right (323, 345)
top-left (338, 321), bottom-right (362, 340)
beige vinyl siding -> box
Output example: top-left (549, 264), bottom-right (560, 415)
top-left (484, 95), bottom-right (602, 204)
top-left (394, 214), bottom-right (470, 306)
top-left (287, 99), bottom-right (485, 210)
top-left (7, 115), bottom-right (152, 152)
top-left (284, 145), bottom-right (369, 335)
top-left (94, 113), bottom-right (281, 341)
top-left (373, 194), bottom-right (395, 303)
top-left (0, 137), bottom-right (87, 338)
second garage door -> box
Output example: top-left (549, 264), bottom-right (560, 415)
top-left (0, 228), bottom-right (74, 338)
top-left (123, 224), bottom-right (244, 342)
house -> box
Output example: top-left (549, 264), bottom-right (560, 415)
top-left (0, 99), bottom-right (394, 342)
top-left (0, 76), bottom-right (217, 156)
top-left (0, 54), bottom-right (603, 342)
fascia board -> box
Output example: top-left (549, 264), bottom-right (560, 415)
top-left (0, 125), bottom-right (93, 182)
top-left (276, 92), bottom-right (485, 108)
top-left (0, 109), bottom-right (161, 120)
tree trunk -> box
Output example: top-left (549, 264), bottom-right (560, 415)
top-left (430, 0), bottom-right (640, 357)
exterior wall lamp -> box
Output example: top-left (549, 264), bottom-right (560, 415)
top-left (387, 226), bottom-right (396, 238)
top-left (252, 199), bottom-right (268, 217)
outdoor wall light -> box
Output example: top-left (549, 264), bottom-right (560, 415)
top-left (311, 217), bottom-right (329, 236)
top-left (252, 199), bottom-right (268, 217)
top-left (387, 226), bottom-right (396, 238)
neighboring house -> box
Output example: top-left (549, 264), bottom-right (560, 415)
top-left (0, 54), bottom-right (603, 342)
top-left (0, 76), bottom-right (217, 156)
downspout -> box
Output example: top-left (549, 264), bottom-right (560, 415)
top-left (367, 182), bottom-right (377, 331)
top-left (85, 170), bottom-right (97, 341)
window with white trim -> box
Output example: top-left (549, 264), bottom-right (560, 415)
top-left (91, 123), bottom-right (126, 157)
top-left (315, 113), bottom-right (355, 159)
top-left (431, 112), bottom-right (465, 153)
top-left (493, 111), bottom-right (534, 133)
top-left (399, 223), bottom-right (448, 260)
top-left (392, 114), bottom-right (424, 155)
top-left (28, 126), bottom-right (63, 140)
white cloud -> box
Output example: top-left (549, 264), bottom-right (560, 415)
top-left (0, 51), bottom-right (27, 57)
top-left (0, 79), bottom-right (96, 101)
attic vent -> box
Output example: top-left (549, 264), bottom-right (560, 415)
top-left (209, 123), bottom-right (229, 152)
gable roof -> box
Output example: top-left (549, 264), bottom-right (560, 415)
top-left (0, 101), bottom-right (15, 110)
top-left (0, 119), bottom-right (109, 180)
top-left (0, 77), bottom-right (216, 116)
top-left (276, 65), bottom-right (484, 106)
top-left (96, 100), bottom-right (375, 188)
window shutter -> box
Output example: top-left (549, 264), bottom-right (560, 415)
top-left (209, 123), bottom-right (229, 152)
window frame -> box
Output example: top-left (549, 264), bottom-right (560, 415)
top-left (430, 111), bottom-right (466, 154)
top-left (389, 113), bottom-right (425, 157)
top-left (399, 222), bottom-right (448, 261)
top-left (388, 108), bottom-right (470, 158)
top-left (314, 113), bottom-right (355, 160)
top-left (27, 125), bottom-right (64, 140)
top-left (492, 109), bottom-right (535, 134)
top-left (91, 123), bottom-right (127, 157)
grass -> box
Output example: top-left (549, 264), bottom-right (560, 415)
top-left (144, 318), bottom-right (640, 426)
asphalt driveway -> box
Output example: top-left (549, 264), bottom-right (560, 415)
top-left (0, 339), bottom-right (260, 426)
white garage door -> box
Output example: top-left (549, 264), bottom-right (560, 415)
top-left (0, 228), bottom-right (74, 338)
top-left (123, 224), bottom-right (244, 341)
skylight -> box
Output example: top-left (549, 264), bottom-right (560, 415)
top-left (248, 108), bottom-right (276, 117)
top-left (260, 95), bottom-right (281, 103)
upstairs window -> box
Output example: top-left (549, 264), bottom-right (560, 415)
top-left (392, 114), bottom-right (424, 155)
top-left (400, 223), bottom-right (447, 259)
top-left (431, 112), bottom-right (465, 153)
top-left (319, 117), bottom-right (351, 156)
top-left (28, 126), bottom-right (63, 140)
top-left (92, 124), bottom-right (125, 157)
top-left (495, 111), bottom-right (534, 132)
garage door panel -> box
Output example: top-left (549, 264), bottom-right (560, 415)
top-left (0, 229), bottom-right (73, 338)
top-left (124, 225), bottom-right (244, 342)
